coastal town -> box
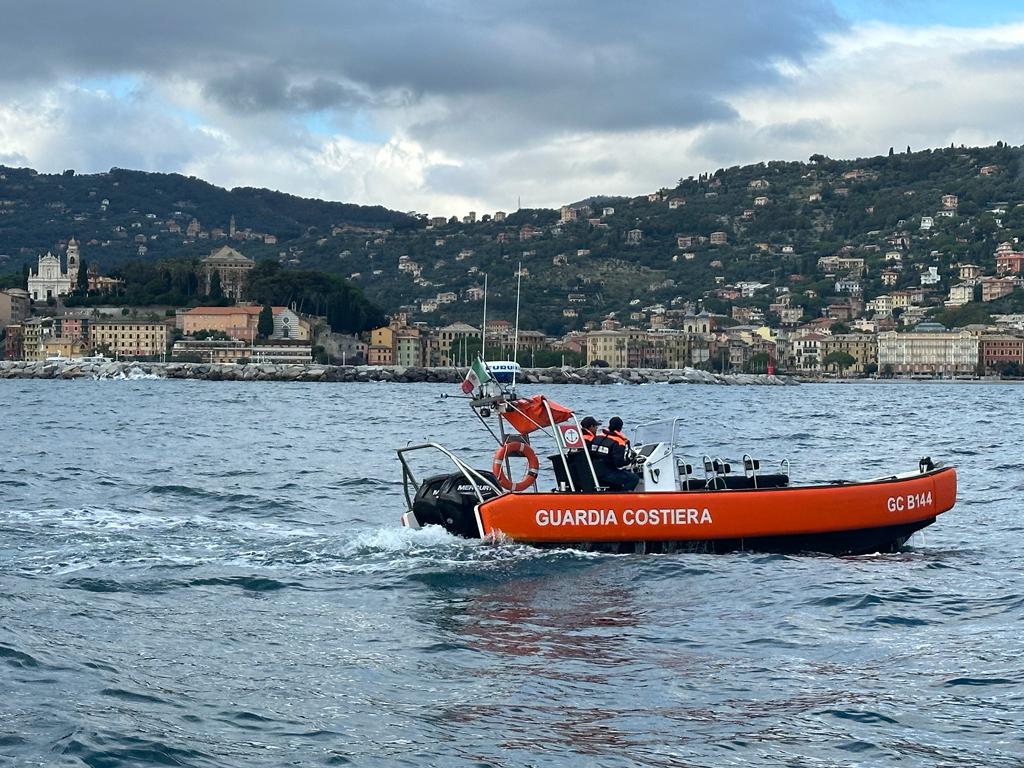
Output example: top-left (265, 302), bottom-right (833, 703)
top-left (2, 219), bottom-right (1024, 378)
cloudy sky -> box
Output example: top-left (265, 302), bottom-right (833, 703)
top-left (1, 1), bottom-right (1023, 216)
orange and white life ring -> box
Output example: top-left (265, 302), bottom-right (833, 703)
top-left (492, 440), bottom-right (540, 492)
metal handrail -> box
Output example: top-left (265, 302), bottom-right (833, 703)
top-left (396, 443), bottom-right (503, 510)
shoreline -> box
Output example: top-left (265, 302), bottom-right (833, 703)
top-left (0, 360), bottom-right (799, 385)
top-left (2, 360), bottom-right (1016, 384)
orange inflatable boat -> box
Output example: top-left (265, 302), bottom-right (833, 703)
top-left (397, 389), bottom-right (957, 555)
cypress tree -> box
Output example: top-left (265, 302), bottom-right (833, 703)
top-left (258, 304), bottom-right (274, 338)
top-left (76, 259), bottom-right (89, 292)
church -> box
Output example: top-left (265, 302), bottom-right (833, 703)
top-left (27, 238), bottom-right (78, 301)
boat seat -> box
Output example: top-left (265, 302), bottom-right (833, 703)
top-left (708, 473), bottom-right (790, 490)
top-left (548, 450), bottom-right (598, 493)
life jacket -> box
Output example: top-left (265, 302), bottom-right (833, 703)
top-left (582, 429), bottom-right (595, 444)
top-left (602, 429), bottom-right (628, 448)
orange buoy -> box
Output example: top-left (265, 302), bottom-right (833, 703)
top-left (492, 440), bottom-right (540, 492)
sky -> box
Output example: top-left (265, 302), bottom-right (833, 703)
top-left (1, 1), bottom-right (1023, 218)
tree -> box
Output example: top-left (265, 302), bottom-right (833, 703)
top-left (257, 304), bottom-right (274, 338)
top-left (822, 350), bottom-right (856, 375)
top-left (209, 270), bottom-right (223, 300)
top-left (829, 321), bottom-right (851, 335)
top-left (76, 259), bottom-right (89, 293)
top-left (747, 351), bottom-right (770, 373)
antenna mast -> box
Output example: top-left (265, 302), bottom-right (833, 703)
top-left (481, 273), bottom-right (488, 362)
top-left (512, 261), bottom-right (522, 387)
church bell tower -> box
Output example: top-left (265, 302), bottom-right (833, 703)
top-left (66, 237), bottom-right (80, 280)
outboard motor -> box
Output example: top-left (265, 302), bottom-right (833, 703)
top-left (411, 471), bottom-right (500, 538)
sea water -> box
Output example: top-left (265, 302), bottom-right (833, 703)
top-left (1, 380), bottom-right (1021, 766)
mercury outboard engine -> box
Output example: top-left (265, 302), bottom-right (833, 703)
top-left (411, 471), bottom-right (500, 538)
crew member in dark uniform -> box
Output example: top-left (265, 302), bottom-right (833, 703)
top-left (588, 416), bottom-right (639, 491)
top-left (580, 416), bottom-right (599, 444)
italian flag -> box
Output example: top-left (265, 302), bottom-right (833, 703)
top-left (461, 359), bottom-right (493, 394)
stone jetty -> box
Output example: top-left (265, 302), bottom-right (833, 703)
top-left (0, 360), bottom-right (798, 385)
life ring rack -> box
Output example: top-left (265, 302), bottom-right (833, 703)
top-left (492, 438), bottom-right (540, 492)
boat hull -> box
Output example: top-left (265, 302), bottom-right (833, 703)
top-left (474, 467), bottom-right (957, 556)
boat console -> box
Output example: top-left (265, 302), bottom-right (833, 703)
top-left (631, 418), bottom-right (790, 493)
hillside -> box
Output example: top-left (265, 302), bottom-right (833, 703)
top-left (0, 166), bottom-right (413, 265)
top-left (3, 144), bottom-right (1024, 334)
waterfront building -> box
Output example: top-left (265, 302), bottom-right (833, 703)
top-left (586, 330), bottom-right (628, 367)
top-left (0, 288), bottom-right (30, 329)
top-left (394, 329), bottom-right (426, 367)
top-left (366, 313), bottom-right (427, 366)
top-left (436, 322), bottom-right (481, 366)
top-left (201, 246), bottom-right (254, 300)
top-left (978, 334), bottom-right (1024, 372)
top-left (89, 320), bottom-right (169, 359)
top-left (42, 337), bottom-right (85, 359)
top-left (3, 324), bottom-right (23, 360)
top-left (180, 306), bottom-right (306, 343)
top-left (790, 333), bottom-right (824, 371)
top-left (55, 316), bottom-right (90, 341)
top-left (877, 328), bottom-right (979, 376)
top-left (367, 324), bottom-right (395, 366)
top-left (181, 306), bottom-right (261, 342)
top-left (171, 339), bottom-right (312, 364)
top-left (821, 333), bottom-right (878, 374)
top-left (270, 307), bottom-right (310, 341)
top-left (20, 317), bottom-right (56, 361)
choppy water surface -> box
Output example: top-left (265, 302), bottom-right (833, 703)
top-left (1, 380), bottom-right (1022, 767)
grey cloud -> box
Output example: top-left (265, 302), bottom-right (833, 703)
top-left (690, 117), bottom-right (842, 165)
top-left (424, 163), bottom-right (489, 199)
top-left (203, 68), bottom-right (368, 113)
top-left (0, 0), bottom-right (844, 142)
top-left (759, 118), bottom-right (841, 144)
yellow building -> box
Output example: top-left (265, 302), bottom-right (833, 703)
top-left (821, 333), bottom-right (877, 374)
top-left (90, 320), bottom-right (169, 359)
top-left (586, 330), bottom-right (628, 367)
top-left (42, 337), bottom-right (86, 359)
top-left (436, 322), bottom-right (481, 366)
top-left (367, 325), bottom-right (395, 365)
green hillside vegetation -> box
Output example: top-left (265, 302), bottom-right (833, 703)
top-left (0, 166), bottom-right (413, 264)
top-left (339, 143), bottom-right (1024, 332)
top-left (3, 143), bottom-right (1024, 334)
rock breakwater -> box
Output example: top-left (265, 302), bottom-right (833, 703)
top-left (0, 360), bottom-right (798, 385)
